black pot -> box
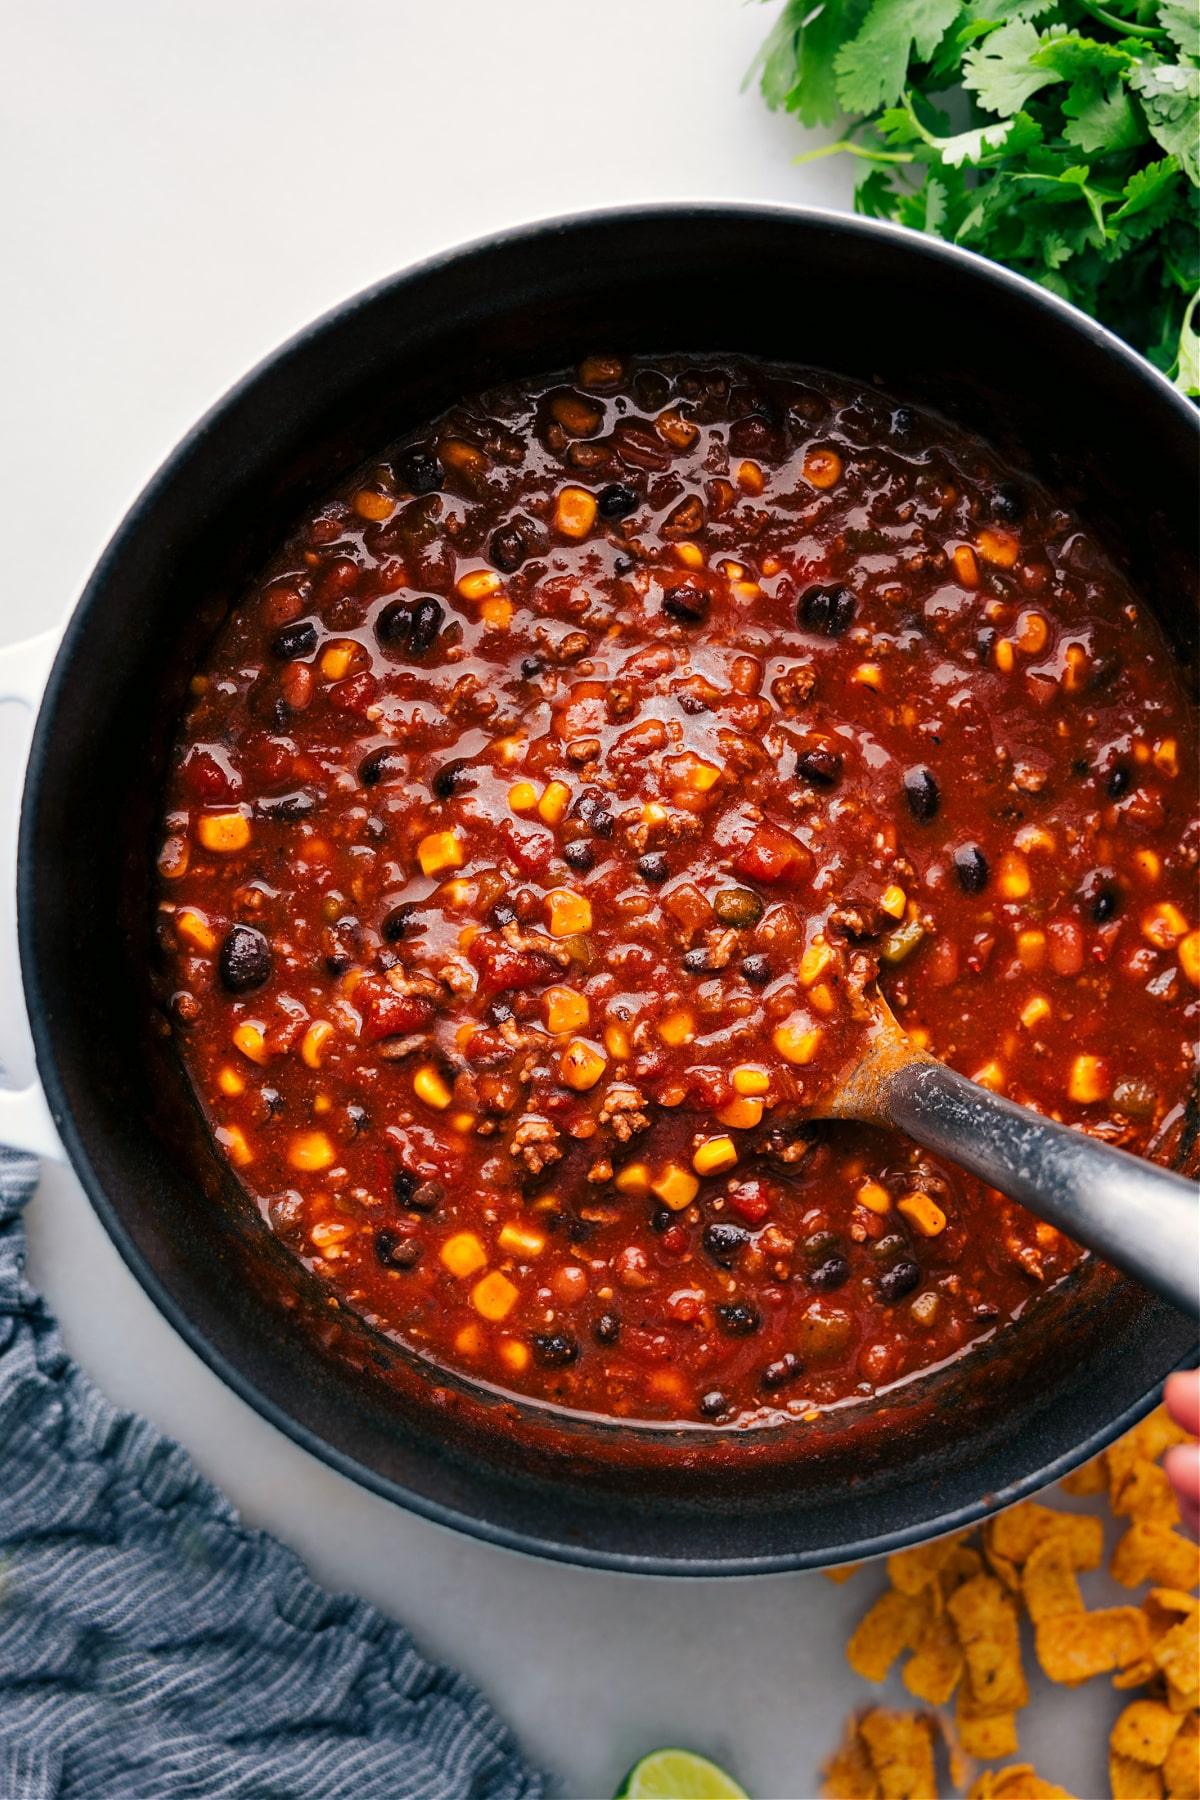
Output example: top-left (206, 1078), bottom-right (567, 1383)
top-left (18, 205), bottom-right (1199, 1574)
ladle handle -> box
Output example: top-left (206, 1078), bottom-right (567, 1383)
top-left (882, 1059), bottom-right (1200, 1319)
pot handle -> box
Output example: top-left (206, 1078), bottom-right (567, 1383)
top-left (0, 627), bottom-right (66, 1161)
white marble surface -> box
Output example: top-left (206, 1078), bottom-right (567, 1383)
top-left (0, 5), bottom-right (1119, 1795)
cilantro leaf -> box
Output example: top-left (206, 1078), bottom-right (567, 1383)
top-left (1129, 58), bottom-right (1200, 183)
top-left (1175, 290), bottom-right (1200, 395)
top-left (1157, 0), bottom-right (1200, 61)
top-left (834, 0), bottom-right (961, 115)
top-left (962, 20), bottom-right (1063, 113)
top-left (1062, 70), bottom-right (1147, 153)
top-left (750, 0), bottom-right (874, 127)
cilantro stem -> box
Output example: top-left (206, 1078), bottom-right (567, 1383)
top-left (1072, 0), bottom-right (1168, 41)
top-left (795, 141), bottom-right (914, 165)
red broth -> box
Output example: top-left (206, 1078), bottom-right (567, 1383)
top-left (155, 357), bottom-right (1198, 1427)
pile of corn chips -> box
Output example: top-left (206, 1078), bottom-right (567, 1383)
top-left (821, 1404), bottom-right (1199, 1800)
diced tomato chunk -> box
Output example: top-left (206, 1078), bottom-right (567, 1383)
top-left (357, 978), bottom-right (435, 1043)
top-left (499, 818), bottom-right (554, 876)
top-left (733, 825), bottom-right (810, 884)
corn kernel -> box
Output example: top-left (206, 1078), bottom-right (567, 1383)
top-left (808, 983), bottom-right (835, 1014)
top-left (641, 800), bottom-right (669, 827)
top-left (693, 1136), bottom-right (738, 1177)
top-left (544, 986), bottom-right (589, 1034)
top-left (450, 1111), bottom-right (475, 1134)
top-left (353, 488), bottom-right (393, 522)
top-left (952, 545), bottom-right (979, 587)
top-left (651, 1164), bottom-right (700, 1211)
top-left (803, 447), bottom-right (842, 489)
top-left (413, 1064), bottom-right (453, 1110)
top-left (233, 1023), bottom-right (269, 1065)
top-left (675, 542), bottom-right (704, 569)
top-left (480, 596), bottom-right (514, 629)
top-left (441, 1231), bottom-right (488, 1278)
top-left (997, 851), bottom-right (1031, 900)
top-left (1015, 610), bottom-right (1049, 654)
top-left (472, 1270), bottom-right (519, 1320)
top-left (972, 1060), bottom-right (1006, 1092)
top-left (312, 1092), bottom-right (332, 1116)
top-left (554, 486), bottom-right (598, 539)
top-left (538, 780), bottom-right (571, 824)
top-left (498, 1338), bottom-right (530, 1374)
top-left (441, 437), bottom-right (488, 474)
top-left (197, 812), bottom-right (251, 854)
top-left (732, 1065), bottom-right (770, 1097)
top-left (176, 908), bottom-right (218, 953)
top-left (994, 638), bottom-right (1015, 674)
top-left (773, 1021), bottom-right (822, 1065)
top-left (454, 1323), bottom-right (483, 1357)
top-left (287, 1130), bottom-right (335, 1172)
top-left (417, 830), bottom-right (464, 877)
top-left (498, 1220), bottom-right (546, 1258)
top-left (716, 1097), bottom-right (763, 1130)
top-left (657, 1009), bottom-right (695, 1047)
top-left (1017, 929), bottom-right (1046, 971)
top-left (1142, 902), bottom-right (1188, 948)
top-left (508, 781), bottom-right (538, 813)
top-left (1061, 644), bottom-right (1088, 692)
top-left (799, 938), bottom-right (833, 985)
top-left (687, 760), bottom-right (721, 792)
top-left (216, 1065), bottom-right (245, 1098)
top-left (1068, 1054), bottom-right (1110, 1105)
top-left (543, 890), bottom-right (589, 938)
top-left (319, 641), bottom-right (356, 681)
top-left (976, 527), bottom-right (1020, 568)
top-left (857, 1181), bottom-right (892, 1216)
top-left (1020, 994), bottom-right (1052, 1030)
top-left (897, 1191), bottom-right (947, 1237)
top-left (1014, 824), bottom-right (1055, 854)
top-left (733, 580), bottom-right (762, 603)
top-left (1133, 741), bottom-right (1152, 765)
top-left (1153, 738), bottom-right (1178, 777)
top-left (457, 568), bottom-right (502, 601)
top-left (300, 1021), bottom-right (335, 1068)
top-left (578, 354), bottom-right (623, 388)
top-left (1178, 930), bottom-right (1200, 987)
top-left (217, 1124), bottom-right (253, 1167)
top-left (906, 1027), bottom-right (931, 1051)
top-left (853, 663), bottom-right (883, 690)
top-left (559, 1039), bottom-right (607, 1091)
top-left (736, 459), bottom-right (764, 494)
top-left (614, 1162), bottom-right (650, 1197)
top-left (604, 1022), bottom-right (632, 1060)
top-left (1133, 849), bottom-right (1161, 884)
top-left (879, 885), bottom-right (907, 920)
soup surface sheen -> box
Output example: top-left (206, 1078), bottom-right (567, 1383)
top-left (156, 356), bottom-right (1199, 1427)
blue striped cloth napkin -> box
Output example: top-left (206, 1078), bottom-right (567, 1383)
top-left (0, 1149), bottom-right (546, 1800)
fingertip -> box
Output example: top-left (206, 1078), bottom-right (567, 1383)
top-left (1163, 1369), bottom-right (1200, 1436)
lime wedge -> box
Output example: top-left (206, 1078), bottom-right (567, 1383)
top-left (616, 1748), bottom-right (750, 1799)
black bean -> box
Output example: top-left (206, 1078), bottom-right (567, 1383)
top-left (662, 585), bottom-right (709, 624)
top-left (359, 746), bottom-right (401, 787)
top-left (761, 1352), bottom-right (804, 1391)
top-left (954, 842), bottom-right (989, 894)
top-left (488, 525), bottom-right (527, 573)
top-left (256, 790), bottom-right (316, 822)
top-left (808, 1254), bottom-right (851, 1291)
top-left (741, 953), bottom-right (771, 985)
top-left (890, 406), bottom-right (918, 443)
top-left (703, 1222), bottom-right (749, 1267)
top-left (799, 584), bottom-right (855, 637)
top-left (520, 655), bottom-right (543, 679)
top-left (903, 765), bottom-right (940, 822)
top-left (598, 482), bottom-right (639, 519)
top-left (489, 899), bottom-right (518, 927)
top-left (1081, 868), bottom-right (1122, 923)
top-left (394, 447), bottom-right (441, 494)
top-left (593, 1312), bottom-right (621, 1344)
top-left (375, 1227), bottom-right (421, 1270)
top-left (803, 1230), bottom-right (840, 1260)
top-left (796, 746), bottom-right (842, 788)
top-left (257, 1087), bottom-right (283, 1119)
top-left (637, 851), bottom-right (669, 884)
top-left (375, 599), bottom-right (412, 653)
top-left (572, 789), bottom-right (614, 836)
top-left (381, 902), bottom-right (421, 942)
top-left (431, 759), bottom-right (469, 800)
top-left (877, 1258), bottom-right (921, 1302)
top-left (649, 1206), bottom-right (673, 1233)
top-left (633, 370), bottom-right (671, 411)
top-left (717, 1301), bottom-right (761, 1336)
top-left (271, 620), bottom-right (317, 661)
top-left (532, 1333), bottom-right (578, 1367)
top-left (990, 482), bottom-right (1026, 525)
top-left (714, 888), bottom-right (764, 929)
top-left (218, 925), bottom-right (272, 994)
top-left (1106, 762), bottom-right (1131, 799)
top-left (683, 948), bottom-right (713, 974)
top-left (699, 1390), bottom-right (728, 1419)
top-left (563, 840), bottom-right (594, 872)
top-left (408, 596), bottom-right (445, 658)
top-left (392, 1170), bottom-right (417, 1207)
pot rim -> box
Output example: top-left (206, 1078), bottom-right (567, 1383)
top-left (19, 201), bottom-right (1200, 1574)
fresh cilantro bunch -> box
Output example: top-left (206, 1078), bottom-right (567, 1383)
top-left (752, 0), bottom-right (1200, 393)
